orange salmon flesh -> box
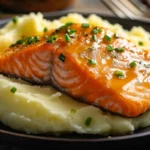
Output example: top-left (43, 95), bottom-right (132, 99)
top-left (0, 23), bottom-right (150, 117)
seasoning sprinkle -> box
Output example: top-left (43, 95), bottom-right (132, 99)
top-left (85, 117), bottom-right (92, 126)
top-left (92, 35), bottom-right (97, 41)
top-left (107, 45), bottom-right (114, 52)
top-left (10, 87), bottom-right (17, 94)
top-left (138, 41), bottom-right (144, 46)
top-left (43, 27), bottom-right (48, 32)
top-left (12, 16), bottom-right (18, 24)
top-left (115, 70), bottom-right (124, 78)
top-left (130, 61), bottom-right (136, 67)
top-left (88, 59), bottom-right (96, 65)
top-left (115, 47), bottom-right (124, 52)
top-left (104, 34), bottom-right (111, 42)
top-left (59, 53), bottom-right (65, 62)
top-left (64, 33), bottom-right (71, 43)
top-left (81, 23), bottom-right (90, 28)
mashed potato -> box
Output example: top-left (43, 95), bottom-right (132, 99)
top-left (0, 12), bottom-right (150, 135)
top-left (1, 74), bottom-right (150, 135)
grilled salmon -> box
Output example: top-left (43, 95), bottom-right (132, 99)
top-left (0, 23), bottom-right (150, 117)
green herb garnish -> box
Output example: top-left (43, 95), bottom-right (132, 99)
top-left (92, 35), bottom-right (97, 41)
top-left (46, 35), bottom-right (57, 43)
top-left (67, 29), bottom-right (75, 35)
top-left (115, 47), bottom-right (124, 52)
top-left (129, 61), bottom-right (136, 67)
top-left (107, 45), bottom-right (114, 52)
top-left (10, 87), bottom-right (17, 94)
top-left (88, 59), bottom-right (96, 65)
top-left (33, 36), bottom-right (40, 43)
top-left (26, 37), bottom-right (33, 45)
top-left (85, 117), bottom-right (92, 126)
top-left (92, 27), bottom-right (102, 34)
top-left (56, 25), bottom-right (66, 32)
top-left (16, 39), bottom-right (24, 45)
top-left (138, 41), bottom-right (144, 46)
top-left (81, 23), bottom-right (90, 28)
top-left (59, 53), bottom-right (65, 62)
top-left (64, 33), bottom-right (71, 43)
top-left (65, 22), bottom-right (74, 27)
top-left (12, 16), bottom-right (18, 24)
top-left (115, 70), bottom-right (124, 78)
top-left (43, 27), bottom-right (48, 32)
top-left (104, 34), bottom-right (112, 42)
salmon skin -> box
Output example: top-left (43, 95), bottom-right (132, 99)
top-left (0, 23), bottom-right (150, 117)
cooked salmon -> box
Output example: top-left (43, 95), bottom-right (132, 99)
top-left (0, 23), bottom-right (150, 117)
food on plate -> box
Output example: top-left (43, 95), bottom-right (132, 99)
top-left (0, 13), bottom-right (150, 136)
top-left (1, 23), bottom-right (150, 117)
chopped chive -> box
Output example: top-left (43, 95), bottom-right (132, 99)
top-left (43, 27), bottom-right (48, 32)
top-left (16, 39), bottom-right (24, 45)
top-left (92, 27), bottom-right (102, 34)
top-left (138, 41), bottom-right (144, 46)
top-left (88, 59), bottom-right (96, 65)
top-left (107, 45), bottom-right (114, 52)
top-left (59, 53), bottom-right (65, 62)
top-left (46, 35), bottom-right (57, 43)
top-left (104, 34), bottom-right (112, 42)
top-left (25, 36), bottom-right (40, 45)
top-left (67, 29), bottom-right (75, 35)
top-left (70, 109), bottom-right (76, 113)
top-left (26, 37), bottom-right (33, 45)
top-left (115, 70), bottom-right (124, 78)
top-left (56, 25), bottom-right (66, 32)
top-left (46, 38), bottom-right (53, 43)
top-left (65, 22), bottom-right (74, 27)
top-left (10, 87), bottom-right (17, 93)
top-left (81, 23), bottom-right (90, 28)
top-left (10, 43), bottom-right (16, 47)
top-left (114, 33), bottom-right (120, 38)
top-left (92, 35), bottom-right (97, 41)
top-left (12, 16), bottom-right (18, 24)
top-left (129, 61), bottom-right (136, 67)
top-left (59, 25), bottom-right (66, 30)
top-left (115, 47), bottom-right (124, 52)
top-left (145, 64), bottom-right (150, 68)
top-left (65, 33), bottom-right (71, 43)
top-left (85, 117), bottom-right (92, 126)
top-left (33, 36), bottom-right (40, 42)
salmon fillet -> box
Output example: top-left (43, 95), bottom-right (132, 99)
top-left (0, 23), bottom-right (150, 117)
